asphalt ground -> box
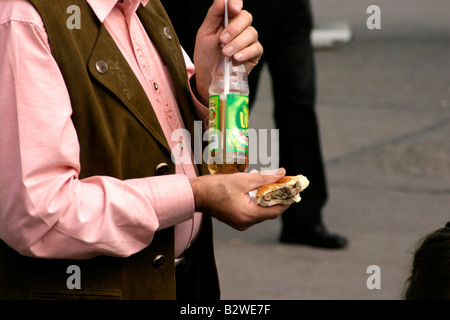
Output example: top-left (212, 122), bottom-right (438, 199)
top-left (211, 0), bottom-right (450, 300)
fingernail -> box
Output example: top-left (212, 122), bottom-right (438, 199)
top-left (261, 168), bottom-right (285, 176)
top-left (223, 45), bottom-right (234, 56)
top-left (234, 52), bottom-right (244, 61)
top-left (220, 32), bottom-right (231, 43)
top-left (232, 2), bottom-right (242, 12)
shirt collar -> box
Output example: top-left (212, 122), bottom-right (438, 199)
top-left (86, 0), bottom-right (150, 23)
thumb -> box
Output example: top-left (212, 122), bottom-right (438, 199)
top-left (247, 168), bottom-right (286, 191)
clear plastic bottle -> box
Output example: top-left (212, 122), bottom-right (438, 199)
top-left (207, 56), bottom-right (249, 174)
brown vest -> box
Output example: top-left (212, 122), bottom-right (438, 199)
top-left (0, 0), bottom-right (218, 299)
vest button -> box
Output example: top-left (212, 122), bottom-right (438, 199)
top-left (153, 255), bottom-right (167, 269)
top-left (155, 163), bottom-right (170, 175)
top-left (95, 60), bottom-right (108, 74)
top-left (163, 27), bottom-right (173, 40)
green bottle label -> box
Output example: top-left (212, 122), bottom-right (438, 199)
top-left (208, 95), bottom-right (220, 153)
top-left (225, 94), bottom-right (249, 153)
top-left (208, 94), bottom-right (249, 154)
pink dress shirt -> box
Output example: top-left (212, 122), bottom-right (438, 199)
top-left (0, 0), bottom-right (207, 259)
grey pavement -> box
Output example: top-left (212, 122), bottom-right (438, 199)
top-left (211, 0), bottom-right (450, 300)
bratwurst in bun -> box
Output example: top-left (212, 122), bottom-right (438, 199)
top-left (256, 175), bottom-right (309, 207)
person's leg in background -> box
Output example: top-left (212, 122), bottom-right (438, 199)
top-left (246, 0), bottom-right (348, 248)
top-left (163, 0), bottom-right (347, 249)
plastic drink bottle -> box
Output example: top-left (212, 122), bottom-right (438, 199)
top-left (207, 55), bottom-right (249, 174)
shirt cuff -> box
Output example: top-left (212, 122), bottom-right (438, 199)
top-left (144, 174), bottom-right (195, 230)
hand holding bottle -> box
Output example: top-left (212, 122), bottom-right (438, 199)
top-left (193, 0), bottom-right (263, 105)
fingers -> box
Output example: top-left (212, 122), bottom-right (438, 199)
top-left (245, 168), bottom-right (286, 191)
top-left (220, 8), bottom-right (254, 51)
top-left (227, 0), bottom-right (244, 17)
top-left (189, 170), bottom-right (290, 231)
top-left (196, 0), bottom-right (262, 74)
top-left (200, 0), bottom-right (243, 34)
top-left (201, 0), bottom-right (255, 50)
top-left (219, 7), bottom-right (252, 41)
top-left (221, 25), bottom-right (261, 62)
top-left (219, 7), bottom-right (261, 70)
top-left (230, 200), bottom-right (290, 231)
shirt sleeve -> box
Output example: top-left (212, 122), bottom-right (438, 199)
top-left (182, 47), bottom-right (209, 126)
top-left (0, 13), bottom-right (194, 259)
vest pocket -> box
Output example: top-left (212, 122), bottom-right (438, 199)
top-left (30, 287), bottom-right (121, 300)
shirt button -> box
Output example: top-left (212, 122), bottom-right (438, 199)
top-left (153, 82), bottom-right (159, 91)
top-left (95, 60), bottom-right (108, 74)
top-left (163, 27), bottom-right (173, 40)
top-left (153, 255), bottom-right (167, 269)
top-left (155, 163), bottom-right (170, 175)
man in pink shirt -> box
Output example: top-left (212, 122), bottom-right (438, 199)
top-left (0, 0), bottom-right (289, 299)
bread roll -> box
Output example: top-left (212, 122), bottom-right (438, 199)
top-left (256, 175), bottom-right (309, 207)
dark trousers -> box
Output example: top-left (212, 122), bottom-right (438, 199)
top-left (245, 0), bottom-right (327, 228)
top-left (163, 0), bottom-right (327, 229)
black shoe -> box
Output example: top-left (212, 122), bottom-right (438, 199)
top-left (280, 224), bottom-right (348, 249)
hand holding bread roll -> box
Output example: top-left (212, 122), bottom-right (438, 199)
top-left (190, 168), bottom-right (290, 231)
top-left (256, 175), bottom-right (309, 207)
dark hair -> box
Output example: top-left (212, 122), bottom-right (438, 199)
top-left (404, 222), bottom-right (450, 300)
